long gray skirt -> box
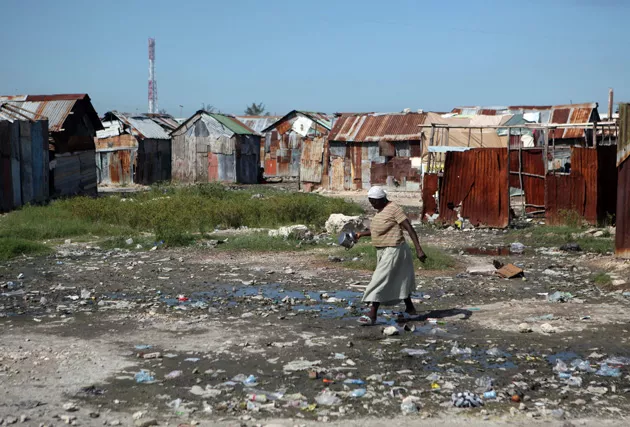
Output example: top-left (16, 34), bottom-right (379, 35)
top-left (361, 242), bottom-right (416, 305)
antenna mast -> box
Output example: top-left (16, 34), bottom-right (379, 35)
top-left (148, 38), bottom-right (158, 113)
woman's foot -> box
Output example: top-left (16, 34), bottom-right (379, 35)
top-left (358, 315), bottom-right (376, 325)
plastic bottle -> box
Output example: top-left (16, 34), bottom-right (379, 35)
top-left (483, 391), bottom-right (497, 399)
top-left (247, 393), bottom-right (268, 403)
top-left (558, 372), bottom-right (572, 379)
top-left (134, 370), bottom-right (155, 383)
top-left (400, 397), bottom-right (418, 414)
top-left (350, 388), bottom-right (367, 398)
top-left (343, 379), bottom-right (365, 385)
top-left (243, 375), bottom-right (258, 386)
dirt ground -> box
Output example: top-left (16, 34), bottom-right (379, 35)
top-left (1, 225), bottom-right (630, 427)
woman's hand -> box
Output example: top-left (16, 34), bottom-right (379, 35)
top-left (417, 250), bottom-right (427, 263)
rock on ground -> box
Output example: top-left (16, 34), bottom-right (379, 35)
top-left (325, 214), bottom-right (364, 235)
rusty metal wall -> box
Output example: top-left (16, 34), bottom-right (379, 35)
top-left (421, 174), bottom-right (439, 218)
top-left (546, 174), bottom-right (586, 224)
top-left (96, 149), bottom-right (135, 185)
top-left (300, 137), bottom-right (325, 183)
top-left (616, 159), bottom-right (630, 257)
top-left (509, 149), bottom-right (545, 213)
top-left (597, 145), bottom-right (617, 221)
top-left (438, 148), bottom-right (508, 227)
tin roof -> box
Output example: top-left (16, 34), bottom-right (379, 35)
top-left (450, 103), bottom-right (599, 139)
top-left (329, 112), bottom-right (427, 142)
top-left (98, 111), bottom-right (171, 140)
top-left (145, 113), bottom-right (180, 131)
top-left (262, 110), bottom-right (333, 133)
top-left (0, 94), bottom-right (102, 132)
top-left (172, 111), bottom-right (257, 137)
top-left (236, 116), bottom-right (281, 134)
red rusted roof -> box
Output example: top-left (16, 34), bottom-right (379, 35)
top-left (328, 112), bottom-right (427, 142)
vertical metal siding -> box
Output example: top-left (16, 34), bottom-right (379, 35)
top-left (421, 174), bottom-right (439, 218)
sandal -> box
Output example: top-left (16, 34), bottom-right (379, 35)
top-left (358, 315), bottom-right (376, 326)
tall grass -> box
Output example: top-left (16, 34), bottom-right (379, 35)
top-left (0, 237), bottom-right (51, 261)
top-left (0, 184), bottom-right (363, 248)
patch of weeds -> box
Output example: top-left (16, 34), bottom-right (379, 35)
top-left (0, 237), bottom-right (51, 261)
top-left (212, 233), bottom-right (315, 252)
top-left (575, 237), bottom-right (614, 254)
top-left (333, 240), bottom-right (455, 271)
top-left (593, 272), bottom-right (612, 286)
top-left (557, 209), bottom-right (584, 228)
top-left (0, 184), bottom-right (363, 247)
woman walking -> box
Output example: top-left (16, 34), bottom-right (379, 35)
top-left (356, 186), bottom-right (426, 325)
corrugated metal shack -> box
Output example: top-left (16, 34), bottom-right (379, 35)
top-left (261, 111), bottom-right (332, 189)
top-left (421, 103), bottom-right (617, 228)
top-left (0, 104), bottom-right (49, 212)
top-left (237, 116), bottom-right (281, 168)
top-left (327, 112), bottom-right (428, 191)
top-left (96, 112), bottom-right (172, 186)
top-left (171, 111), bottom-right (260, 184)
top-left (0, 94), bottom-right (103, 197)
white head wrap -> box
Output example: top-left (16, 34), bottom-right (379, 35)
top-left (367, 186), bottom-right (387, 199)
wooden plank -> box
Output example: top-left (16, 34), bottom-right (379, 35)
top-left (20, 121), bottom-right (33, 204)
top-left (9, 121), bottom-right (22, 208)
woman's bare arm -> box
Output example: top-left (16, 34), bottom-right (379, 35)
top-left (400, 219), bottom-right (426, 262)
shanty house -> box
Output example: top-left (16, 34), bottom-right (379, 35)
top-left (171, 111), bottom-right (260, 184)
top-left (236, 116), bottom-right (280, 168)
top-left (0, 104), bottom-right (49, 212)
top-left (96, 112), bottom-right (172, 186)
top-left (327, 112), bottom-right (429, 191)
top-left (261, 111), bottom-right (332, 189)
top-left (0, 94), bottom-right (103, 197)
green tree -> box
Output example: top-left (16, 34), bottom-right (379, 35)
top-left (244, 102), bottom-right (267, 116)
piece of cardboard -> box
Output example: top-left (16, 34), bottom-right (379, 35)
top-left (497, 263), bottom-right (524, 278)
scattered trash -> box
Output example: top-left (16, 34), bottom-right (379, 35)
top-left (483, 390), bottom-right (497, 399)
top-left (497, 263), bottom-right (524, 278)
top-left (343, 379), bottom-right (365, 385)
top-left (314, 390), bottom-right (341, 406)
top-left (134, 370), bottom-right (155, 383)
top-left (382, 326), bottom-right (399, 336)
top-left (184, 357), bottom-right (200, 362)
top-left (350, 388), bottom-right (367, 398)
top-left (400, 396), bottom-right (420, 414)
top-left (452, 391), bottom-right (483, 408)
top-left (165, 370), bottom-right (183, 379)
top-left (540, 323), bottom-right (557, 334)
top-left (571, 359), bottom-right (595, 373)
top-left (450, 342), bottom-right (472, 356)
top-left (486, 348), bottom-right (503, 357)
top-left (596, 364), bottom-right (621, 377)
top-left (510, 242), bottom-right (525, 254)
top-left (401, 348), bottom-right (428, 357)
top-left (243, 375), bottom-right (258, 386)
top-left (560, 243), bottom-right (581, 252)
top-left (548, 291), bottom-right (573, 303)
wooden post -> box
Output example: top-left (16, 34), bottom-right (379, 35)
top-left (467, 128), bottom-right (471, 147)
top-left (480, 127), bottom-right (483, 148)
top-left (608, 88), bottom-right (614, 122)
top-left (592, 122), bottom-right (598, 147)
top-left (543, 129), bottom-right (549, 219)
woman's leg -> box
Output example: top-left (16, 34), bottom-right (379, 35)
top-left (403, 297), bottom-right (417, 315)
top-left (368, 302), bottom-right (380, 322)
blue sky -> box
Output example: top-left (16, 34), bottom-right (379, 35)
top-left (1, 0), bottom-right (627, 117)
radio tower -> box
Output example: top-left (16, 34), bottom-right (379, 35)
top-left (148, 37), bottom-right (158, 114)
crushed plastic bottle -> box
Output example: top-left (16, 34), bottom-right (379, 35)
top-left (571, 359), bottom-right (595, 373)
top-left (510, 242), bottom-right (525, 254)
top-left (548, 291), bottom-right (573, 303)
top-left (164, 370), bottom-right (182, 379)
top-left (134, 370), bottom-right (155, 383)
top-left (566, 376), bottom-right (583, 387)
top-left (400, 397), bottom-right (419, 414)
top-left (553, 359), bottom-right (569, 373)
top-left (483, 391), bottom-right (497, 399)
top-left (595, 363), bottom-right (621, 377)
top-left (243, 375), bottom-right (258, 386)
top-left (343, 378), bottom-right (365, 385)
top-left (558, 372), bottom-right (572, 379)
top-left (350, 388), bottom-right (367, 398)
top-left (451, 342), bottom-right (473, 356)
top-left (314, 390), bottom-right (341, 406)
top-left (247, 393), bottom-right (268, 403)
top-left (486, 348), bottom-right (503, 357)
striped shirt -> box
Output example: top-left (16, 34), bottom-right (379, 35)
top-left (370, 202), bottom-right (408, 247)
